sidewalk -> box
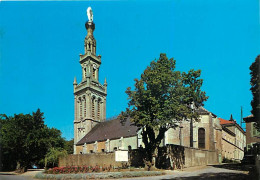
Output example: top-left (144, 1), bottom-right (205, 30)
top-left (163, 165), bottom-right (209, 175)
top-left (20, 169), bottom-right (44, 179)
top-left (0, 171), bottom-right (17, 175)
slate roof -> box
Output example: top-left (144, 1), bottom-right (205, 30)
top-left (76, 117), bottom-right (139, 145)
top-left (196, 106), bottom-right (217, 117)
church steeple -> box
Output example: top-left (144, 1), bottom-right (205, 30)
top-left (84, 22), bottom-right (96, 55)
top-left (73, 7), bottom-right (107, 153)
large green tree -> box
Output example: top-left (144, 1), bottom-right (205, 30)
top-left (250, 55), bottom-right (260, 129)
top-left (0, 109), bottom-right (66, 172)
top-left (64, 139), bottom-right (74, 155)
top-left (45, 147), bottom-right (68, 168)
top-left (121, 53), bottom-right (208, 169)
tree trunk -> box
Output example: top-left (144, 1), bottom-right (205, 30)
top-left (16, 162), bottom-right (27, 173)
top-left (144, 146), bottom-right (158, 171)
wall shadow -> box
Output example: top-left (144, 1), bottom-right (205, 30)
top-left (161, 172), bottom-right (250, 180)
top-left (156, 145), bottom-right (185, 169)
top-left (129, 144), bottom-right (185, 169)
top-left (210, 163), bottom-right (250, 171)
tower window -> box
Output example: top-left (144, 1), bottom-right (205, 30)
top-left (92, 98), bottom-right (95, 119)
top-left (97, 100), bottom-right (100, 120)
top-left (84, 99), bottom-right (87, 117)
top-left (80, 100), bottom-right (82, 118)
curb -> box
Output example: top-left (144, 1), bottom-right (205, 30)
top-left (35, 171), bottom-right (164, 179)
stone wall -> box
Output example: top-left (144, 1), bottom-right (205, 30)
top-left (59, 153), bottom-right (123, 167)
top-left (182, 146), bottom-right (218, 167)
top-left (134, 145), bottom-right (219, 169)
top-left (61, 145), bottom-right (219, 169)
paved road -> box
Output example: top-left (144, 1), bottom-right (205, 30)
top-left (0, 169), bottom-right (41, 180)
top-left (123, 165), bottom-right (251, 180)
top-left (0, 174), bottom-right (34, 180)
top-left (0, 164), bottom-right (253, 180)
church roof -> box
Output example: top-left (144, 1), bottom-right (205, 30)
top-left (195, 106), bottom-right (217, 117)
top-left (76, 117), bottom-right (139, 145)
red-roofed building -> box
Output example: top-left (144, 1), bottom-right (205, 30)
top-left (219, 118), bottom-right (235, 125)
top-left (219, 115), bottom-right (246, 161)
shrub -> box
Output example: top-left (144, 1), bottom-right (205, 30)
top-left (45, 165), bottom-right (116, 174)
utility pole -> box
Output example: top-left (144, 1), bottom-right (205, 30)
top-left (241, 106), bottom-right (243, 127)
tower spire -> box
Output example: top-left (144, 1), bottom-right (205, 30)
top-left (104, 77), bottom-right (107, 86)
top-left (84, 8), bottom-right (96, 55)
top-left (73, 77), bottom-right (77, 85)
top-left (74, 8), bottom-right (107, 154)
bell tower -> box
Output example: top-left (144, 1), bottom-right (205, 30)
top-left (73, 7), bottom-right (107, 153)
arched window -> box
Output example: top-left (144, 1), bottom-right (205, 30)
top-left (97, 99), bottom-right (101, 120)
top-left (84, 96), bottom-right (86, 117)
top-left (79, 98), bottom-right (82, 118)
top-left (198, 128), bottom-right (205, 149)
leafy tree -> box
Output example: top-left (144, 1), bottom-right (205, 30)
top-left (45, 147), bottom-right (68, 168)
top-left (0, 114), bottom-right (17, 171)
top-left (64, 139), bottom-right (74, 154)
top-left (250, 55), bottom-right (260, 129)
top-left (36, 126), bottom-right (66, 168)
top-left (0, 113), bottom-right (34, 172)
top-left (120, 53), bottom-right (208, 170)
top-left (0, 109), bottom-right (66, 172)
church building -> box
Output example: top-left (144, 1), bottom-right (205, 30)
top-left (73, 8), bottom-right (107, 153)
top-left (73, 8), bottom-right (222, 159)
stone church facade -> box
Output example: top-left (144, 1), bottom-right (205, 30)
top-left (73, 18), bottom-right (107, 153)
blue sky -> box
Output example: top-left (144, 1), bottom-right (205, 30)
top-left (0, 1), bottom-right (259, 140)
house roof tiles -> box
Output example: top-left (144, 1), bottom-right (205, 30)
top-left (219, 118), bottom-right (235, 125)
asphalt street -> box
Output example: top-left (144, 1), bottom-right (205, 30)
top-left (0, 164), bottom-right (254, 180)
top-left (123, 164), bottom-right (252, 180)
